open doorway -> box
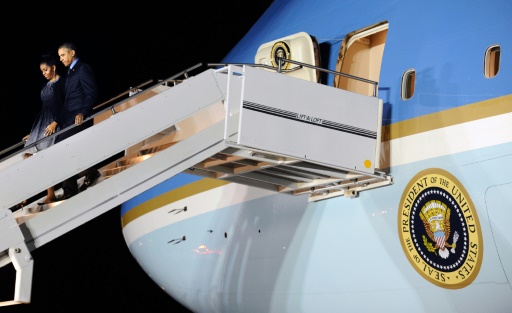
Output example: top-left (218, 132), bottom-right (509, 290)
top-left (334, 21), bottom-right (388, 96)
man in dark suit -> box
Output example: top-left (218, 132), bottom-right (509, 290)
top-left (56, 42), bottom-right (101, 200)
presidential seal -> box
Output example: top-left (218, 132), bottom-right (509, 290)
top-left (398, 168), bottom-right (483, 289)
top-left (270, 41), bottom-right (291, 69)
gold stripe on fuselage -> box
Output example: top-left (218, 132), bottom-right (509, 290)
top-left (121, 178), bottom-right (229, 228)
top-left (383, 94), bottom-right (512, 141)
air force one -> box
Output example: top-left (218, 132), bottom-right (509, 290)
top-left (1, 0), bottom-right (511, 311)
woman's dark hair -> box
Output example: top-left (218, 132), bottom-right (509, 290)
top-left (41, 54), bottom-right (58, 68)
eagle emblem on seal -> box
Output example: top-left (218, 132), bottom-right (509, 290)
top-left (419, 200), bottom-right (459, 259)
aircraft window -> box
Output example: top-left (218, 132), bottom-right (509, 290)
top-left (484, 45), bottom-right (500, 78)
top-left (401, 69), bottom-right (416, 100)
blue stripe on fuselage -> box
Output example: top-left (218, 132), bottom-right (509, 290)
top-left (120, 173), bottom-right (203, 216)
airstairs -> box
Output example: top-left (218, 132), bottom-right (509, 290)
top-left (0, 63), bottom-right (392, 305)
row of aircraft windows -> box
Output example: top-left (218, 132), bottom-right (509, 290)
top-left (401, 45), bottom-right (501, 100)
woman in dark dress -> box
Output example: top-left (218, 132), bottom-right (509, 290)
top-left (22, 55), bottom-right (65, 204)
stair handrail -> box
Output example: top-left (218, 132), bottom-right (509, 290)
top-left (0, 63), bottom-right (206, 163)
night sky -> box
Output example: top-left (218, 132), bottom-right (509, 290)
top-left (1, 2), bottom-right (273, 311)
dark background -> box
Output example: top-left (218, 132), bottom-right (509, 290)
top-left (1, 2), bottom-right (273, 312)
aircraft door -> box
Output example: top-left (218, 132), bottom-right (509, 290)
top-left (334, 21), bottom-right (388, 96)
top-left (255, 32), bottom-right (321, 83)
